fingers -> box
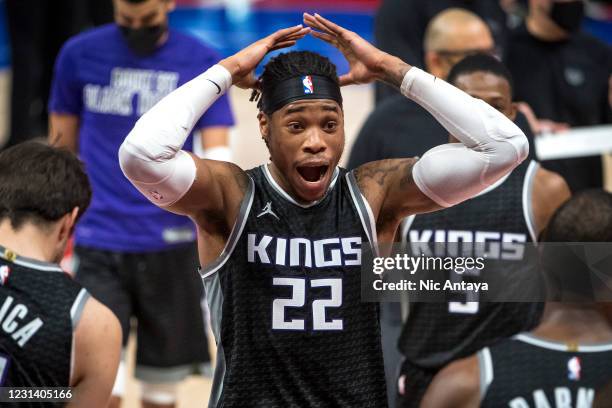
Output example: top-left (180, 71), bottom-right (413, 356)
top-left (303, 13), bottom-right (335, 36)
top-left (338, 74), bottom-right (356, 87)
top-left (282, 28), bottom-right (310, 42)
top-left (269, 40), bottom-right (297, 51)
top-left (309, 30), bottom-right (337, 47)
top-left (311, 13), bottom-right (346, 36)
top-left (270, 25), bottom-right (309, 41)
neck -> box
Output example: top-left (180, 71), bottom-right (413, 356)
top-left (533, 303), bottom-right (612, 344)
top-left (526, 14), bottom-right (569, 42)
top-left (0, 221), bottom-right (58, 264)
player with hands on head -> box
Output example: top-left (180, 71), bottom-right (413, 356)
top-left (119, 16), bottom-right (528, 407)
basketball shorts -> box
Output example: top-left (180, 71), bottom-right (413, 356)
top-left (73, 244), bottom-right (210, 383)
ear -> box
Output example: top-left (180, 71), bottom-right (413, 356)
top-left (58, 207), bottom-right (80, 243)
top-left (425, 51), bottom-right (445, 78)
top-left (166, 0), bottom-right (176, 12)
top-left (258, 111), bottom-right (270, 145)
top-left (509, 102), bottom-right (518, 122)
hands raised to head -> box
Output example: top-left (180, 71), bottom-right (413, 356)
top-left (303, 13), bottom-right (407, 87)
top-left (219, 25), bottom-right (311, 90)
top-left (219, 14), bottom-right (410, 91)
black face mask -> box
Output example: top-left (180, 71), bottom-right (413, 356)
top-left (550, 1), bottom-right (584, 33)
top-left (119, 23), bottom-right (166, 56)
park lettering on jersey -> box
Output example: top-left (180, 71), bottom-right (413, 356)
top-left (0, 296), bottom-right (44, 348)
top-left (508, 387), bottom-right (594, 408)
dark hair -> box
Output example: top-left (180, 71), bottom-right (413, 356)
top-left (0, 141), bottom-right (92, 230)
top-left (539, 190), bottom-right (612, 301)
top-left (255, 51), bottom-right (341, 111)
top-left (543, 189), bottom-right (612, 242)
top-left (447, 54), bottom-right (514, 97)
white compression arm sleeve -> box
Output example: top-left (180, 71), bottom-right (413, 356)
top-left (401, 67), bottom-right (529, 207)
top-left (119, 64), bottom-right (232, 206)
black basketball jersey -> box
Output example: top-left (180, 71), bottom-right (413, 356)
top-left (398, 160), bottom-right (543, 369)
top-left (480, 334), bottom-right (612, 407)
top-left (201, 165), bottom-right (387, 408)
top-left (0, 246), bottom-right (88, 399)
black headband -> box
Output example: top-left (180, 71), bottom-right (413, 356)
top-left (260, 75), bottom-right (343, 114)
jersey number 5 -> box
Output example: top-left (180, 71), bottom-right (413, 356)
top-left (272, 278), bottom-right (343, 331)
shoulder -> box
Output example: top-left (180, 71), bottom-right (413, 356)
top-left (533, 165), bottom-right (571, 206)
top-left (421, 354), bottom-right (481, 408)
top-left (61, 24), bottom-right (118, 54)
top-left (75, 296), bottom-right (121, 340)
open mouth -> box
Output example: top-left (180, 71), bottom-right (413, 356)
top-left (297, 165), bottom-right (328, 183)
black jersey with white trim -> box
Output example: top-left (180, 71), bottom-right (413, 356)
top-left (399, 160), bottom-right (543, 370)
top-left (201, 165), bottom-right (387, 408)
top-left (0, 246), bottom-right (88, 395)
top-left (480, 334), bottom-right (612, 407)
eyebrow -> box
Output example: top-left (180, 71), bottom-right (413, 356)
top-left (285, 104), bottom-right (339, 115)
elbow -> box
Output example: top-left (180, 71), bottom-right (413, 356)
top-left (491, 120), bottom-right (529, 168)
top-left (513, 130), bottom-right (529, 164)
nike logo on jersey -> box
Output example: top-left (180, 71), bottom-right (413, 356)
top-left (248, 234), bottom-right (362, 268)
top-left (257, 202), bottom-right (279, 220)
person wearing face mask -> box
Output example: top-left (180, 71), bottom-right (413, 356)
top-left (48, 1), bottom-right (235, 407)
top-left (504, 0), bottom-right (612, 194)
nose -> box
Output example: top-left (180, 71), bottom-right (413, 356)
top-left (303, 128), bottom-right (326, 155)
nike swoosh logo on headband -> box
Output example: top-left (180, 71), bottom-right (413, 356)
top-left (206, 79), bottom-right (222, 94)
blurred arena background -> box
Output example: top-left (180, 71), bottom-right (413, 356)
top-left (0, 0), bottom-right (611, 406)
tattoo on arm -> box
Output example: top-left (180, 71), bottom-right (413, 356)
top-left (354, 160), bottom-right (402, 188)
top-left (398, 159), bottom-right (417, 188)
top-left (229, 164), bottom-right (249, 194)
top-left (380, 60), bottom-right (412, 89)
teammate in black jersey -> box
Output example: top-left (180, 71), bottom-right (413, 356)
top-left (396, 54), bottom-right (571, 408)
top-left (0, 142), bottom-right (121, 406)
top-left (120, 15), bottom-right (529, 407)
top-left (422, 190), bottom-right (612, 408)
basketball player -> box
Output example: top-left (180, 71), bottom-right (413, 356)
top-left (119, 14), bottom-right (529, 406)
top-left (0, 142), bottom-right (121, 406)
top-left (421, 190), bottom-right (612, 408)
top-left (397, 54), bottom-right (571, 408)
top-left (49, 1), bottom-right (234, 405)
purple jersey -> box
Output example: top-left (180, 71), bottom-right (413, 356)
top-left (49, 24), bottom-right (234, 252)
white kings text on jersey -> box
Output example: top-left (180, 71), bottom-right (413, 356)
top-left (84, 68), bottom-right (179, 117)
top-left (247, 234), bottom-right (362, 268)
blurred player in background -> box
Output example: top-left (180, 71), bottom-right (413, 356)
top-left (119, 11), bottom-right (529, 406)
top-left (422, 189), bottom-right (612, 408)
top-left (373, 0), bottom-right (510, 102)
top-left (0, 141), bottom-right (121, 406)
top-left (349, 9), bottom-right (497, 168)
top-left (348, 10), bottom-right (536, 403)
top-left (505, 0), bottom-right (612, 192)
top-left (396, 54), bottom-right (570, 408)
top-left (48, 0), bottom-right (235, 406)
